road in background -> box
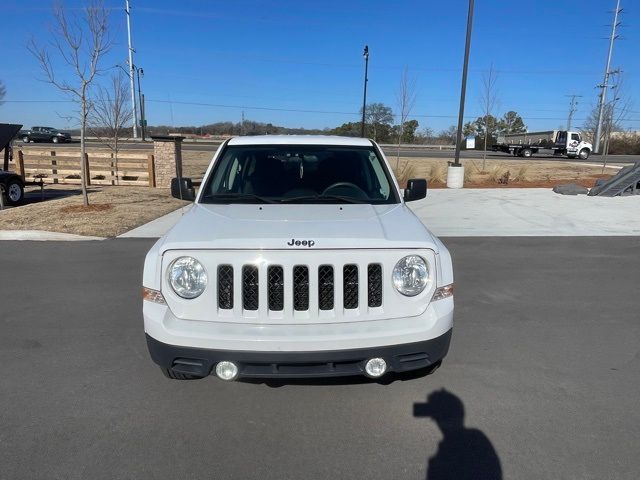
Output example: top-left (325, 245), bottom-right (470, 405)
top-left (12, 140), bottom-right (640, 163)
top-left (1, 238), bottom-right (638, 480)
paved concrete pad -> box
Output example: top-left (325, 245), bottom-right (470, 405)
top-left (0, 230), bottom-right (104, 241)
top-left (120, 189), bottom-right (640, 238)
top-left (118, 205), bottom-right (191, 238)
top-left (1, 238), bottom-right (638, 479)
top-left (411, 188), bottom-right (639, 236)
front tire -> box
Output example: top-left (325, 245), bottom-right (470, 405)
top-left (5, 180), bottom-right (24, 205)
top-left (52, 137), bottom-right (59, 144)
top-left (579, 148), bottom-right (590, 160)
top-left (161, 367), bottom-right (204, 380)
top-left (22, 136), bottom-right (30, 143)
top-left (522, 148), bottom-right (533, 158)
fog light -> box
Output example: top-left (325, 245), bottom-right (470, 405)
top-left (364, 358), bottom-right (387, 378)
top-left (215, 361), bottom-right (239, 381)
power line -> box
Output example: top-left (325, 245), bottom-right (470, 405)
top-left (5, 97), bottom-right (639, 123)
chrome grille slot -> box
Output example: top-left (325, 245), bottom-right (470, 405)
top-left (318, 265), bottom-right (334, 310)
top-left (293, 265), bottom-right (310, 311)
top-left (343, 264), bottom-right (359, 309)
top-left (217, 265), bottom-right (234, 309)
top-left (242, 265), bottom-right (259, 311)
top-left (268, 266), bottom-right (284, 311)
top-left (367, 264), bottom-right (382, 307)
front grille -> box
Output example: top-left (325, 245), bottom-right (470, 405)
top-left (318, 265), bottom-right (334, 310)
top-left (216, 262), bottom-right (381, 313)
top-left (268, 266), bottom-right (284, 311)
top-left (242, 265), bottom-right (259, 310)
top-left (343, 264), bottom-right (359, 309)
top-left (368, 264), bottom-right (382, 307)
top-left (293, 266), bottom-right (309, 311)
top-left (217, 265), bottom-right (233, 309)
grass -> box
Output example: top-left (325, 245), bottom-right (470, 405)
top-left (0, 185), bottom-right (188, 237)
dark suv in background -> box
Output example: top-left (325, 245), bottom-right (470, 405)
top-left (21, 126), bottom-right (72, 144)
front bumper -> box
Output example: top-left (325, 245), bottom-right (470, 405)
top-left (146, 329), bottom-right (452, 378)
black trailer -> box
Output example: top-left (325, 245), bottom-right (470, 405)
top-left (0, 123), bottom-right (25, 206)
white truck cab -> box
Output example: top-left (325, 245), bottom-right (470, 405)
top-left (142, 135), bottom-right (454, 381)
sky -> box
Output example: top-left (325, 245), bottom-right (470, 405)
top-left (1, 0), bottom-right (639, 134)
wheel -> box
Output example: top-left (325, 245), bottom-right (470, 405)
top-left (579, 148), bottom-right (590, 160)
top-left (22, 136), bottom-right (30, 143)
top-left (522, 148), bottom-right (532, 158)
top-left (52, 137), bottom-right (59, 144)
top-left (4, 180), bottom-right (24, 205)
top-left (161, 367), bottom-right (204, 380)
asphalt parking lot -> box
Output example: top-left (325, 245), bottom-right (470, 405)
top-left (1, 237), bottom-right (639, 479)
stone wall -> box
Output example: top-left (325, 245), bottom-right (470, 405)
top-left (152, 137), bottom-right (183, 188)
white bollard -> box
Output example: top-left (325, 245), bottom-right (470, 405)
top-left (446, 164), bottom-right (465, 189)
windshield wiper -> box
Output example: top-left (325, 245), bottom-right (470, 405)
top-left (279, 194), bottom-right (366, 204)
top-left (202, 193), bottom-right (276, 204)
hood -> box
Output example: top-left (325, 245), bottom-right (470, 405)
top-left (159, 203), bottom-right (437, 252)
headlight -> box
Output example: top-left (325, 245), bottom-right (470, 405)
top-left (168, 256), bottom-right (208, 299)
top-left (392, 255), bottom-right (429, 296)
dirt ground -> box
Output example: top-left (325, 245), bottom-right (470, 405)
top-left (0, 149), bottom-right (621, 238)
top-left (0, 185), bottom-right (188, 237)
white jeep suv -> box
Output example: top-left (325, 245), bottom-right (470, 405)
top-left (142, 135), bottom-right (454, 381)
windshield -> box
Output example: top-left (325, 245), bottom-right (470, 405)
top-left (200, 144), bottom-right (399, 204)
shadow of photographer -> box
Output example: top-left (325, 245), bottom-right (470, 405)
top-left (415, 389), bottom-right (502, 480)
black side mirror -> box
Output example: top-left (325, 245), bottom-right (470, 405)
top-left (171, 177), bottom-right (196, 201)
top-left (404, 178), bottom-right (427, 202)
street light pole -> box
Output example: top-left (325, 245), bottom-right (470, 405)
top-left (135, 67), bottom-right (145, 141)
top-left (360, 45), bottom-right (369, 138)
top-left (453, 0), bottom-right (474, 167)
top-left (125, 0), bottom-right (138, 139)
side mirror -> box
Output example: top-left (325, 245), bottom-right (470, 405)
top-left (171, 177), bottom-right (196, 201)
top-left (404, 178), bottom-right (427, 202)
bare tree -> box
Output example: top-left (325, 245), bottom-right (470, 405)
top-left (479, 63), bottom-right (499, 172)
top-left (600, 75), bottom-right (633, 172)
top-left (89, 73), bottom-right (133, 184)
top-left (395, 66), bottom-right (417, 167)
top-left (28, 1), bottom-right (111, 206)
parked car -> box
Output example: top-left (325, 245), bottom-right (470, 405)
top-left (0, 170), bottom-right (24, 205)
top-left (21, 126), bottom-right (72, 144)
top-left (142, 135), bottom-right (454, 381)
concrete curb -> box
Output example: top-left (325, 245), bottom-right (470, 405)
top-left (0, 230), bottom-right (105, 241)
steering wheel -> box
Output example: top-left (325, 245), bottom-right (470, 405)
top-left (322, 182), bottom-right (368, 199)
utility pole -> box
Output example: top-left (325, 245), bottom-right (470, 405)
top-left (125, 0), bottom-right (138, 139)
top-left (453, 0), bottom-right (475, 167)
top-left (135, 66), bottom-right (145, 140)
top-left (565, 94), bottom-right (582, 131)
top-left (594, 0), bottom-right (622, 153)
top-left (360, 45), bottom-right (369, 138)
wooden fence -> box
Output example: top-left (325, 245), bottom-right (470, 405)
top-left (16, 150), bottom-right (156, 187)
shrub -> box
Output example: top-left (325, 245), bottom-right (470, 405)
top-left (514, 165), bottom-right (529, 182)
top-left (428, 163), bottom-right (446, 184)
top-left (488, 166), bottom-right (504, 183)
